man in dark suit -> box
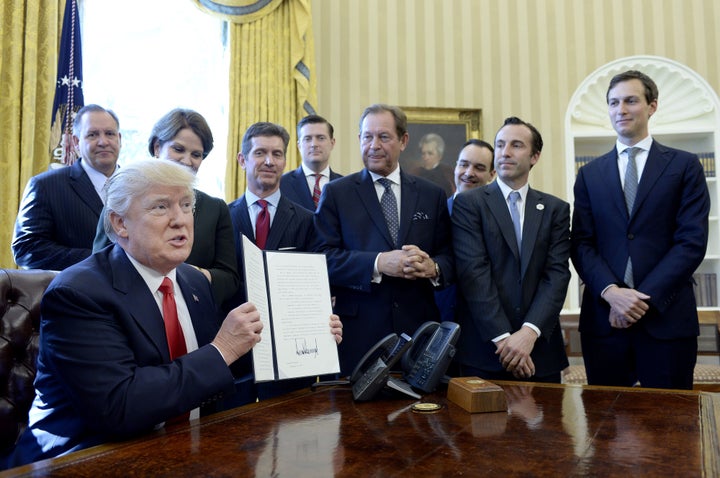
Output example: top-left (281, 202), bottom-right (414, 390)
top-left (315, 104), bottom-right (454, 376)
top-left (12, 104), bottom-right (121, 270)
top-left (571, 70), bottom-right (710, 389)
top-left (280, 114), bottom-right (342, 210)
top-left (6, 159), bottom-right (343, 468)
top-left (435, 139), bottom-right (495, 322)
top-left (453, 117), bottom-right (570, 383)
top-left (7, 160), bottom-right (260, 466)
top-left (227, 122), bottom-right (319, 401)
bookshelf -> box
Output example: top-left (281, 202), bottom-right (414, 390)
top-left (564, 55), bottom-right (720, 314)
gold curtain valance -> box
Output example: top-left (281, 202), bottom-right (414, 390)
top-left (192, 0), bottom-right (283, 23)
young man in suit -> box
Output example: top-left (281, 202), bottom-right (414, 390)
top-left (571, 70), bottom-right (710, 389)
top-left (315, 104), bottom-right (454, 376)
top-left (452, 117), bottom-right (570, 383)
top-left (280, 115), bottom-right (342, 210)
top-left (12, 104), bottom-right (121, 270)
top-left (226, 122), bottom-right (320, 401)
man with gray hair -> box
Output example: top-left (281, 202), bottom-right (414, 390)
top-left (12, 104), bottom-right (122, 270)
top-left (6, 158), bottom-right (343, 466)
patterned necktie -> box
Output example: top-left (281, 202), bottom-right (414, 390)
top-left (158, 277), bottom-right (187, 359)
top-left (255, 199), bottom-right (270, 249)
top-left (508, 191), bottom-right (522, 252)
top-left (623, 147), bottom-right (640, 287)
top-left (377, 178), bottom-right (399, 245)
top-left (312, 174), bottom-right (322, 209)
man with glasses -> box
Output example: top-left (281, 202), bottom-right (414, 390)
top-left (314, 104), bottom-right (454, 376)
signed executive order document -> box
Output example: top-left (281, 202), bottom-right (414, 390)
top-left (242, 235), bottom-right (340, 382)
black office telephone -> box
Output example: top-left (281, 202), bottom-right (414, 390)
top-left (402, 321), bottom-right (460, 394)
top-left (350, 332), bottom-right (413, 401)
top-left (349, 321), bottom-right (460, 401)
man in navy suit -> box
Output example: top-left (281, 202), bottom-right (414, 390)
top-left (227, 122), bottom-right (320, 401)
top-left (13, 104), bottom-right (121, 270)
top-left (5, 159), bottom-right (344, 468)
top-left (315, 104), bottom-right (454, 376)
top-left (571, 70), bottom-right (710, 389)
top-left (280, 114), bottom-right (343, 210)
top-left (435, 139), bottom-right (495, 322)
top-left (453, 117), bottom-right (570, 383)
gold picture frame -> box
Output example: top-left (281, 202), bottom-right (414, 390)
top-left (400, 107), bottom-right (483, 172)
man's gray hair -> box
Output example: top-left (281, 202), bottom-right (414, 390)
top-left (103, 159), bottom-right (196, 242)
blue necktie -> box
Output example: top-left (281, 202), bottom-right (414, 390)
top-left (378, 178), bottom-right (399, 245)
top-left (623, 147), bottom-right (640, 287)
top-left (508, 191), bottom-right (522, 252)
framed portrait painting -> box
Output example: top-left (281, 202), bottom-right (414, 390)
top-left (400, 107), bottom-right (482, 176)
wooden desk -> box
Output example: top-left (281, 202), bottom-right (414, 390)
top-left (3, 382), bottom-right (719, 476)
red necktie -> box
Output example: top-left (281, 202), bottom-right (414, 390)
top-left (159, 277), bottom-right (189, 424)
top-left (312, 174), bottom-right (322, 209)
top-left (159, 277), bottom-right (187, 359)
top-left (255, 199), bottom-right (270, 249)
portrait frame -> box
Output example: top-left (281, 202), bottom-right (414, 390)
top-left (400, 107), bottom-right (483, 173)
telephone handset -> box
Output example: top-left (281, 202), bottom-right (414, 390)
top-left (402, 321), bottom-right (460, 394)
top-left (350, 332), bottom-right (413, 401)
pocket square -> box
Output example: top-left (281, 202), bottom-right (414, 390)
top-left (412, 211), bottom-right (430, 221)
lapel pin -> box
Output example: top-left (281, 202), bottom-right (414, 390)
top-left (192, 294), bottom-right (199, 302)
top-left (536, 204), bottom-right (544, 210)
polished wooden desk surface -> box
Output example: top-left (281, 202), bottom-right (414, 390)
top-left (4, 382), bottom-right (719, 477)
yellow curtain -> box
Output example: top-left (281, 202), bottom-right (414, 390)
top-left (0, 1), bottom-right (62, 269)
top-left (192, 0), bottom-right (318, 201)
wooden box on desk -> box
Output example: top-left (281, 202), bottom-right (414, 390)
top-left (447, 377), bottom-right (507, 413)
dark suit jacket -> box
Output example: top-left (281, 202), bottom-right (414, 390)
top-left (93, 189), bottom-right (240, 306)
top-left (571, 141), bottom-right (710, 340)
top-left (9, 246), bottom-right (236, 466)
top-left (226, 194), bottom-right (318, 310)
top-left (452, 182), bottom-right (570, 377)
top-left (279, 165), bottom-right (343, 210)
top-left (315, 169), bottom-right (454, 375)
top-left (434, 195), bottom-right (457, 322)
top-left (12, 159), bottom-right (103, 270)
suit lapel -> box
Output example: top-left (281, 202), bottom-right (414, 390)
top-left (109, 246), bottom-right (170, 361)
top-left (235, 196), bottom-right (254, 242)
top-left (521, 188), bottom-right (544, 277)
top-left (266, 196), bottom-right (293, 249)
top-left (177, 265), bottom-right (217, 346)
top-left (70, 160), bottom-right (103, 212)
top-left (486, 183), bottom-right (520, 260)
top-left (358, 170), bottom-right (395, 247)
top-left (397, 172), bottom-right (419, 246)
top-left (596, 150), bottom-right (629, 219)
top-left (291, 168), bottom-right (314, 209)
top-left (631, 142), bottom-right (671, 219)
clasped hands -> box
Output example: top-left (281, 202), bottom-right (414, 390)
top-left (212, 303), bottom-right (343, 365)
top-left (602, 285), bottom-right (650, 329)
top-left (496, 326), bottom-right (538, 379)
top-left (378, 245), bottom-right (437, 280)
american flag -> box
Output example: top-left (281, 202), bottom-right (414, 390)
top-left (50, 0), bottom-right (84, 165)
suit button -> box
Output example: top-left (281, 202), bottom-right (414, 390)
top-left (627, 233), bottom-right (634, 239)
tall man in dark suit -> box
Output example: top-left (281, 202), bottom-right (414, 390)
top-left (571, 70), bottom-right (710, 389)
top-left (280, 114), bottom-right (343, 210)
top-left (5, 159), bottom-right (343, 468)
top-left (227, 122), bottom-right (319, 401)
top-left (453, 117), bottom-right (570, 383)
top-left (315, 104), bottom-right (454, 376)
top-left (12, 104), bottom-right (121, 270)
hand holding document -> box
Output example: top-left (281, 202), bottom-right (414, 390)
top-left (242, 235), bottom-right (340, 382)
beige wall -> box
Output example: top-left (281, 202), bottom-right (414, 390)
top-left (311, 0), bottom-right (720, 199)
